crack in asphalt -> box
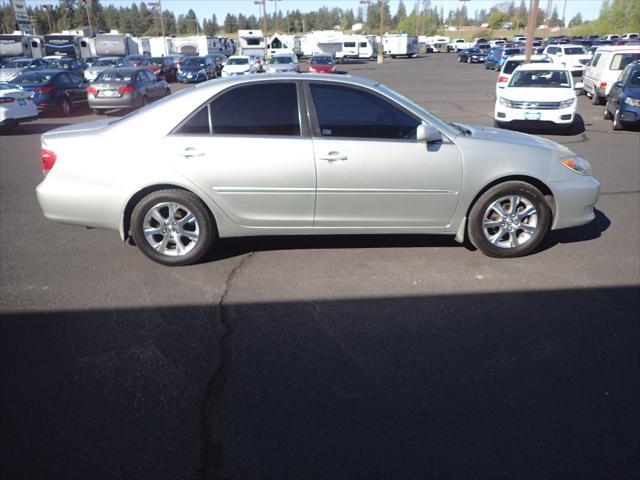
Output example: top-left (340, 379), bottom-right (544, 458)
top-left (199, 251), bottom-right (255, 480)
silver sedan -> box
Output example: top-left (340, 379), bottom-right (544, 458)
top-left (36, 74), bottom-right (600, 266)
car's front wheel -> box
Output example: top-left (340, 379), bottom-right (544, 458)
top-left (60, 98), bottom-right (71, 116)
top-left (468, 181), bottom-right (551, 258)
top-left (603, 104), bottom-right (612, 120)
top-left (612, 107), bottom-right (624, 130)
top-left (131, 189), bottom-right (216, 266)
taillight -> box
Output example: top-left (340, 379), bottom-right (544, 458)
top-left (498, 76), bottom-right (508, 83)
top-left (599, 82), bottom-right (607, 89)
top-left (118, 85), bottom-right (135, 94)
top-left (0, 97), bottom-right (16, 104)
top-left (86, 85), bottom-right (97, 94)
top-left (35, 85), bottom-right (54, 94)
top-left (41, 149), bottom-right (57, 173)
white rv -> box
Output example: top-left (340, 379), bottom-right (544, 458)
top-left (382, 34), bottom-right (418, 58)
top-left (95, 33), bottom-right (140, 57)
top-left (336, 35), bottom-right (375, 60)
top-left (425, 36), bottom-right (450, 53)
top-left (0, 33), bottom-right (44, 59)
top-left (301, 30), bottom-right (344, 58)
top-left (238, 30), bottom-right (265, 57)
top-left (267, 34), bottom-right (301, 57)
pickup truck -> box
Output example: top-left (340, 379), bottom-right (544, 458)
top-left (447, 38), bottom-right (474, 52)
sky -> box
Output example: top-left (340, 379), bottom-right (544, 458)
top-left (26, 1), bottom-right (606, 25)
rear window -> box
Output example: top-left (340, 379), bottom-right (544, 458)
top-left (563, 47), bottom-right (586, 55)
top-left (98, 70), bottom-right (133, 82)
top-left (227, 57), bottom-right (249, 65)
top-left (610, 52), bottom-right (640, 70)
top-left (13, 72), bottom-right (55, 84)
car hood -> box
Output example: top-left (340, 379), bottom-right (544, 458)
top-left (459, 123), bottom-right (571, 152)
top-left (223, 65), bottom-right (250, 73)
top-left (623, 86), bottom-right (640, 99)
top-left (498, 88), bottom-right (576, 102)
top-left (180, 66), bottom-right (205, 72)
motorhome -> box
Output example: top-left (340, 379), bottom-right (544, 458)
top-left (301, 30), bottom-right (344, 57)
top-left (425, 36), bottom-right (450, 53)
top-left (94, 33), bottom-right (139, 57)
top-left (382, 34), bottom-right (418, 58)
top-left (0, 33), bottom-right (44, 59)
top-left (336, 35), bottom-right (375, 60)
top-left (43, 33), bottom-right (92, 58)
top-left (267, 33), bottom-right (301, 57)
top-left (238, 30), bottom-right (265, 57)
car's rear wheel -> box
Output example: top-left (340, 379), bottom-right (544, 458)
top-left (468, 181), bottom-right (551, 258)
top-left (61, 98), bottom-right (71, 116)
top-left (591, 92), bottom-right (602, 105)
top-left (612, 108), bottom-right (624, 130)
top-left (131, 189), bottom-right (216, 266)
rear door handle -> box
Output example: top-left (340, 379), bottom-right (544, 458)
top-left (319, 151), bottom-right (348, 162)
top-left (179, 147), bottom-right (205, 158)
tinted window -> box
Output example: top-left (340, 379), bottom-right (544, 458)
top-left (211, 83), bottom-right (300, 136)
top-left (610, 52), bottom-right (640, 70)
top-left (627, 68), bottom-right (640, 86)
top-left (591, 52), bottom-right (601, 67)
top-left (56, 73), bottom-right (72, 86)
top-left (310, 83), bottom-right (420, 140)
top-left (177, 106), bottom-right (211, 135)
top-left (68, 73), bottom-right (83, 84)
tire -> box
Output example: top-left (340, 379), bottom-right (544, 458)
top-left (457, 56), bottom-right (462, 62)
top-left (467, 57), bottom-right (472, 64)
top-left (61, 98), bottom-right (71, 116)
top-left (612, 108), bottom-right (624, 130)
top-left (591, 92), bottom-right (602, 105)
top-left (603, 104), bottom-right (612, 120)
top-left (131, 189), bottom-right (216, 266)
top-left (468, 181), bottom-right (551, 258)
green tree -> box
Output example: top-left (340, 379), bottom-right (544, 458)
top-left (568, 13), bottom-right (583, 27)
top-left (488, 9), bottom-right (508, 29)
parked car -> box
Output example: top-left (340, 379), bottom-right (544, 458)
top-left (249, 54), bottom-right (265, 72)
top-left (457, 48), bottom-right (487, 63)
top-left (476, 43), bottom-right (491, 53)
top-left (582, 45), bottom-right (640, 104)
top-left (496, 54), bottom-right (551, 94)
top-left (484, 47), bottom-right (503, 70)
top-left (8, 69), bottom-right (88, 116)
top-left (603, 60), bottom-right (640, 130)
top-left (147, 56), bottom-right (178, 82)
top-left (44, 57), bottom-right (88, 76)
top-left (307, 54), bottom-right (336, 74)
top-left (177, 56), bottom-right (216, 83)
top-left (125, 55), bottom-right (149, 67)
top-left (35, 74), bottom-right (599, 266)
top-left (543, 44), bottom-right (591, 76)
top-left (265, 53), bottom-right (299, 73)
top-left (87, 67), bottom-right (170, 114)
top-left (0, 83), bottom-right (38, 131)
top-left (205, 54), bottom-right (227, 76)
top-left (84, 57), bottom-right (132, 82)
top-left (0, 57), bottom-right (48, 82)
top-left (494, 64), bottom-right (582, 132)
top-left (221, 55), bottom-right (257, 77)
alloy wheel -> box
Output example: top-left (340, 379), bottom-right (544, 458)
top-left (142, 202), bottom-right (200, 257)
top-left (481, 195), bottom-right (538, 249)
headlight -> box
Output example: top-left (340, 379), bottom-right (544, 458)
top-left (560, 155), bottom-right (591, 176)
top-left (624, 96), bottom-right (640, 107)
top-left (498, 97), bottom-right (513, 107)
top-left (559, 98), bottom-right (575, 108)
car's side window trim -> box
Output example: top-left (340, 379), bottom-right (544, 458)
top-left (302, 80), bottom-right (449, 143)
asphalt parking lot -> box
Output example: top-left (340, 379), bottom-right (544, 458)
top-left (1, 54), bottom-right (639, 479)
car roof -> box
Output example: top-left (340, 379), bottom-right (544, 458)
top-left (514, 62), bottom-right (569, 71)
top-left (556, 44), bottom-right (587, 48)
top-left (193, 72), bottom-right (379, 90)
top-left (506, 54), bottom-right (549, 61)
top-left (228, 55), bottom-right (250, 59)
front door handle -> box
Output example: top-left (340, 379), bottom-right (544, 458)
top-left (319, 151), bottom-right (348, 162)
top-left (179, 147), bottom-right (205, 158)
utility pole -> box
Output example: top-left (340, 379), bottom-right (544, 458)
top-left (544, 0), bottom-right (553, 27)
top-left (377, 0), bottom-right (384, 64)
top-left (44, 4), bottom-right (53, 34)
top-left (524, 0), bottom-right (539, 62)
top-left (269, 0), bottom-right (279, 33)
top-left (459, 0), bottom-right (467, 34)
top-left (360, 0), bottom-right (370, 29)
top-left (561, 0), bottom-right (567, 27)
top-left (82, 0), bottom-right (94, 36)
top-left (255, 0), bottom-right (268, 58)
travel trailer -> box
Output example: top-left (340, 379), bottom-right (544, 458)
top-left (94, 33), bottom-right (140, 56)
top-left (170, 36), bottom-right (235, 57)
top-left (238, 30), bottom-right (265, 57)
top-left (382, 34), bottom-right (419, 58)
top-left (267, 33), bottom-right (301, 57)
top-left (0, 33), bottom-right (44, 59)
top-left (301, 30), bottom-right (344, 57)
top-left (43, 33), bottom-right (92, 58)
top-left (335, 35), bottom-right (375, 60)
top-left (425, 36), bottom-right (450, 53)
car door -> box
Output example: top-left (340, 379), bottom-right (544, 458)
top-left (164, 81), bottom-right (316, 227)
top-left (141, 69), bottom-right (160, 98)
top-left (307, 81), bottom-right (463, 228)
top-left (66, 72), bottom-right (87, 105)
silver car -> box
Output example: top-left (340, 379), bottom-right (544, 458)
top-left (36, 74), bottom-right (600, 266)
top-left (265, 53), bottom-right (299, 73)
top-left (84, 56), bottom-right (132, 82)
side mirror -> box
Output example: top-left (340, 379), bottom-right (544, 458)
top-left (416, 124), bottom-right (442, 143)
top-left (614, 81), bottom-right (622, 88)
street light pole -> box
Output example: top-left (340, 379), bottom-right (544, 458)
top-left (255, 0), bottom-right (268, 59)
top-left (524, 0), bottom-right (539, 62)
top-left (459, 0), bottom-right (467, 33)
top-left (44, 4), bottom-right (53, 34)
top-left (377, 0), bottom-right (384, 64)
top-left (269, 0), bottom-right (279, 33)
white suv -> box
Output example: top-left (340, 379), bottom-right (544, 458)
top-left (543, 44), bottom-right (592, 76)
top-left (495, 63), bottom-right (582, 131)
top-left (496, 54), bottom-right (551, 95)
top-left (582, 45), bottom-right (640, 104)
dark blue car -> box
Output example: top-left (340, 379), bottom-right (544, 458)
top-left (8, 69), bottom-right (89, 116)
top-left (176, 56), bottom-right (216, 83)
top-left (604, 61), bottom-right (640, 130)
top-left (484, 47), bottom-right (503, 70)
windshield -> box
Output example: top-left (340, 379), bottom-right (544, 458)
top-left (269, 56), bottom-right (293, 64)
top-left (98, 70), bottom-right (133, 82)
top-left (509, 69), bottom-right (571, 88)
top-left (227, 58), bottom-right (249, 65)
top-left (563, 47), bottom-right (586, 55)
top-left (12, 72), bottom-right (55, 84)
top-left (467, 48), bottom-right (482, 54)
top-left (503, 58), bottom-right (549, 74)
top-left (4, 60), bottom-right (31, 69)
top-left (628, 69), bottom-right (640, 86)
top-left (183, 57), bottom-right (205, 67)
top-left (311, 56), bottom-right (333, 65)
top-left (94, 58), bottom-right (119, 67)
top-left (610, 53), bottom-right (640, 70)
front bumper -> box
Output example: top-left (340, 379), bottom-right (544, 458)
top-left (550, 175), bottom-right (600, 230)
top-left (177, 71), bottom-right (206, 83)
top-left (619, 102), bottom-right (640, 124)
top-left (88, 92), bottom-right (140, 110)
top-left (495, 104), bottom-right (576, 124)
